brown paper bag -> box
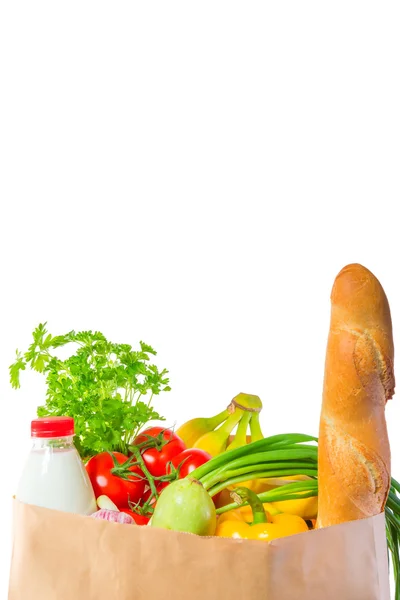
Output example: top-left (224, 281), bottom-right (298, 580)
top-left (8, 499), bottom-right (390, 600)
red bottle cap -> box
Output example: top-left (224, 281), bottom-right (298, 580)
top-left (31, 417), bottom-right (74, 438)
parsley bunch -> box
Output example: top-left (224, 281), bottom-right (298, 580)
top-left (10, 323), bottom-right (171, 459)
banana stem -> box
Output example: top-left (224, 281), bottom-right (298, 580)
top-left (249, 413), bottom-right (264, 442)
top-left (226, 411), bottom-right (251, 451)
top-left (231, 393), bottom-right (263, 411)
top-left (216, 409), bottom-right (245, 435)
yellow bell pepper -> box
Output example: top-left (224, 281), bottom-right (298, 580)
top-left (215, 487), bottom-right (309, 541)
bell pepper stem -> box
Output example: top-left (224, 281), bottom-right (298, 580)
top-left (230, 486), bottom-right (268, 525)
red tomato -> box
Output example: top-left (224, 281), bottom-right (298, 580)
top-left (167, 448), bottom-right (219, 504)
top-left (86, 452), bottom-right (145, 509)
top-left (133, 427), bottom-right (186, 477)
top-left (169, 448), bottom-right (212, 478)
top-left (121, 509), bottom-right (150, 526)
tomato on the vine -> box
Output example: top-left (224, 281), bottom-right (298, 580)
top-left (141, 488), bottom-right (156, 508)
top-left (155, 481), bottom-right (170, 495)
top-left (132, 427), bottom-right (186, 477)
top-left (168, 448), bottom-right (212, 478)
top-left (141, 481), bottom-right (168, 508)
top-left (86, 452), bottom-right (145, 509)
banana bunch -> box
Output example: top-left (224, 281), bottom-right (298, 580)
top-left (176, 393), bottom-right (264, 457)
top-left (177, 393), bottom-right (318, 521)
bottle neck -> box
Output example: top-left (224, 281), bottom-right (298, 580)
top-left (31, 435), bottom-right (75, 450)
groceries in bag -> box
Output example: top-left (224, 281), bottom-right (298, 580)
top-left (8, 264), bottom-right (400, 597)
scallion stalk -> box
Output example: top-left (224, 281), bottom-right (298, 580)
top-left (189, 433), bottom-right (318, 481)
top-left (201, 461), bottom-right (318, 490)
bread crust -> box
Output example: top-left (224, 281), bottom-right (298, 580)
top-left (316, 264), bottom-right (394, 528)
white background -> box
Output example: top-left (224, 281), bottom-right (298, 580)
top-left (1, 2), bottom-right (400, 598)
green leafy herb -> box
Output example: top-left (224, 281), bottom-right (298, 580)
top-left (10, 323), bottom-right (171, 459)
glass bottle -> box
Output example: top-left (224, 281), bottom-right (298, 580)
top-left (16, 416), bottom-right (97, 515)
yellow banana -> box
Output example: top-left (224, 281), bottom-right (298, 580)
top-left (193, 409), bottom-right (245, 456)
top-left (177, 392), bottom-right (264, 456)
top-left (229, 478), bottom-right (277, 495)
top-left (176, 408), bottom-right (229, 448)
top-left (267, 496), bottom-right (318, 520)
top-left (262, 474), bottom-right (312, 487)
top-left (249, 412), bottom-right (264, 442)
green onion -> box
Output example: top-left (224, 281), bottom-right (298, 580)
top-left (189, 433), bottom-right (317, 481)
top-left (200, 450), bottom-right (317, 490)
top-left (202, 461), bottom-right (318, 491)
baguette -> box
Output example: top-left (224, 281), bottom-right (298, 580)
top-left (316, 263), bottom-right (395, 528)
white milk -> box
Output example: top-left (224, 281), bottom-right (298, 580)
top-left (16, 446), bottom-right (97, 515)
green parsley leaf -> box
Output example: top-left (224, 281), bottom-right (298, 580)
top-left (9, 350), bottom-right (26, 389)
top-left (10, 324), bottom-right (171, 459)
